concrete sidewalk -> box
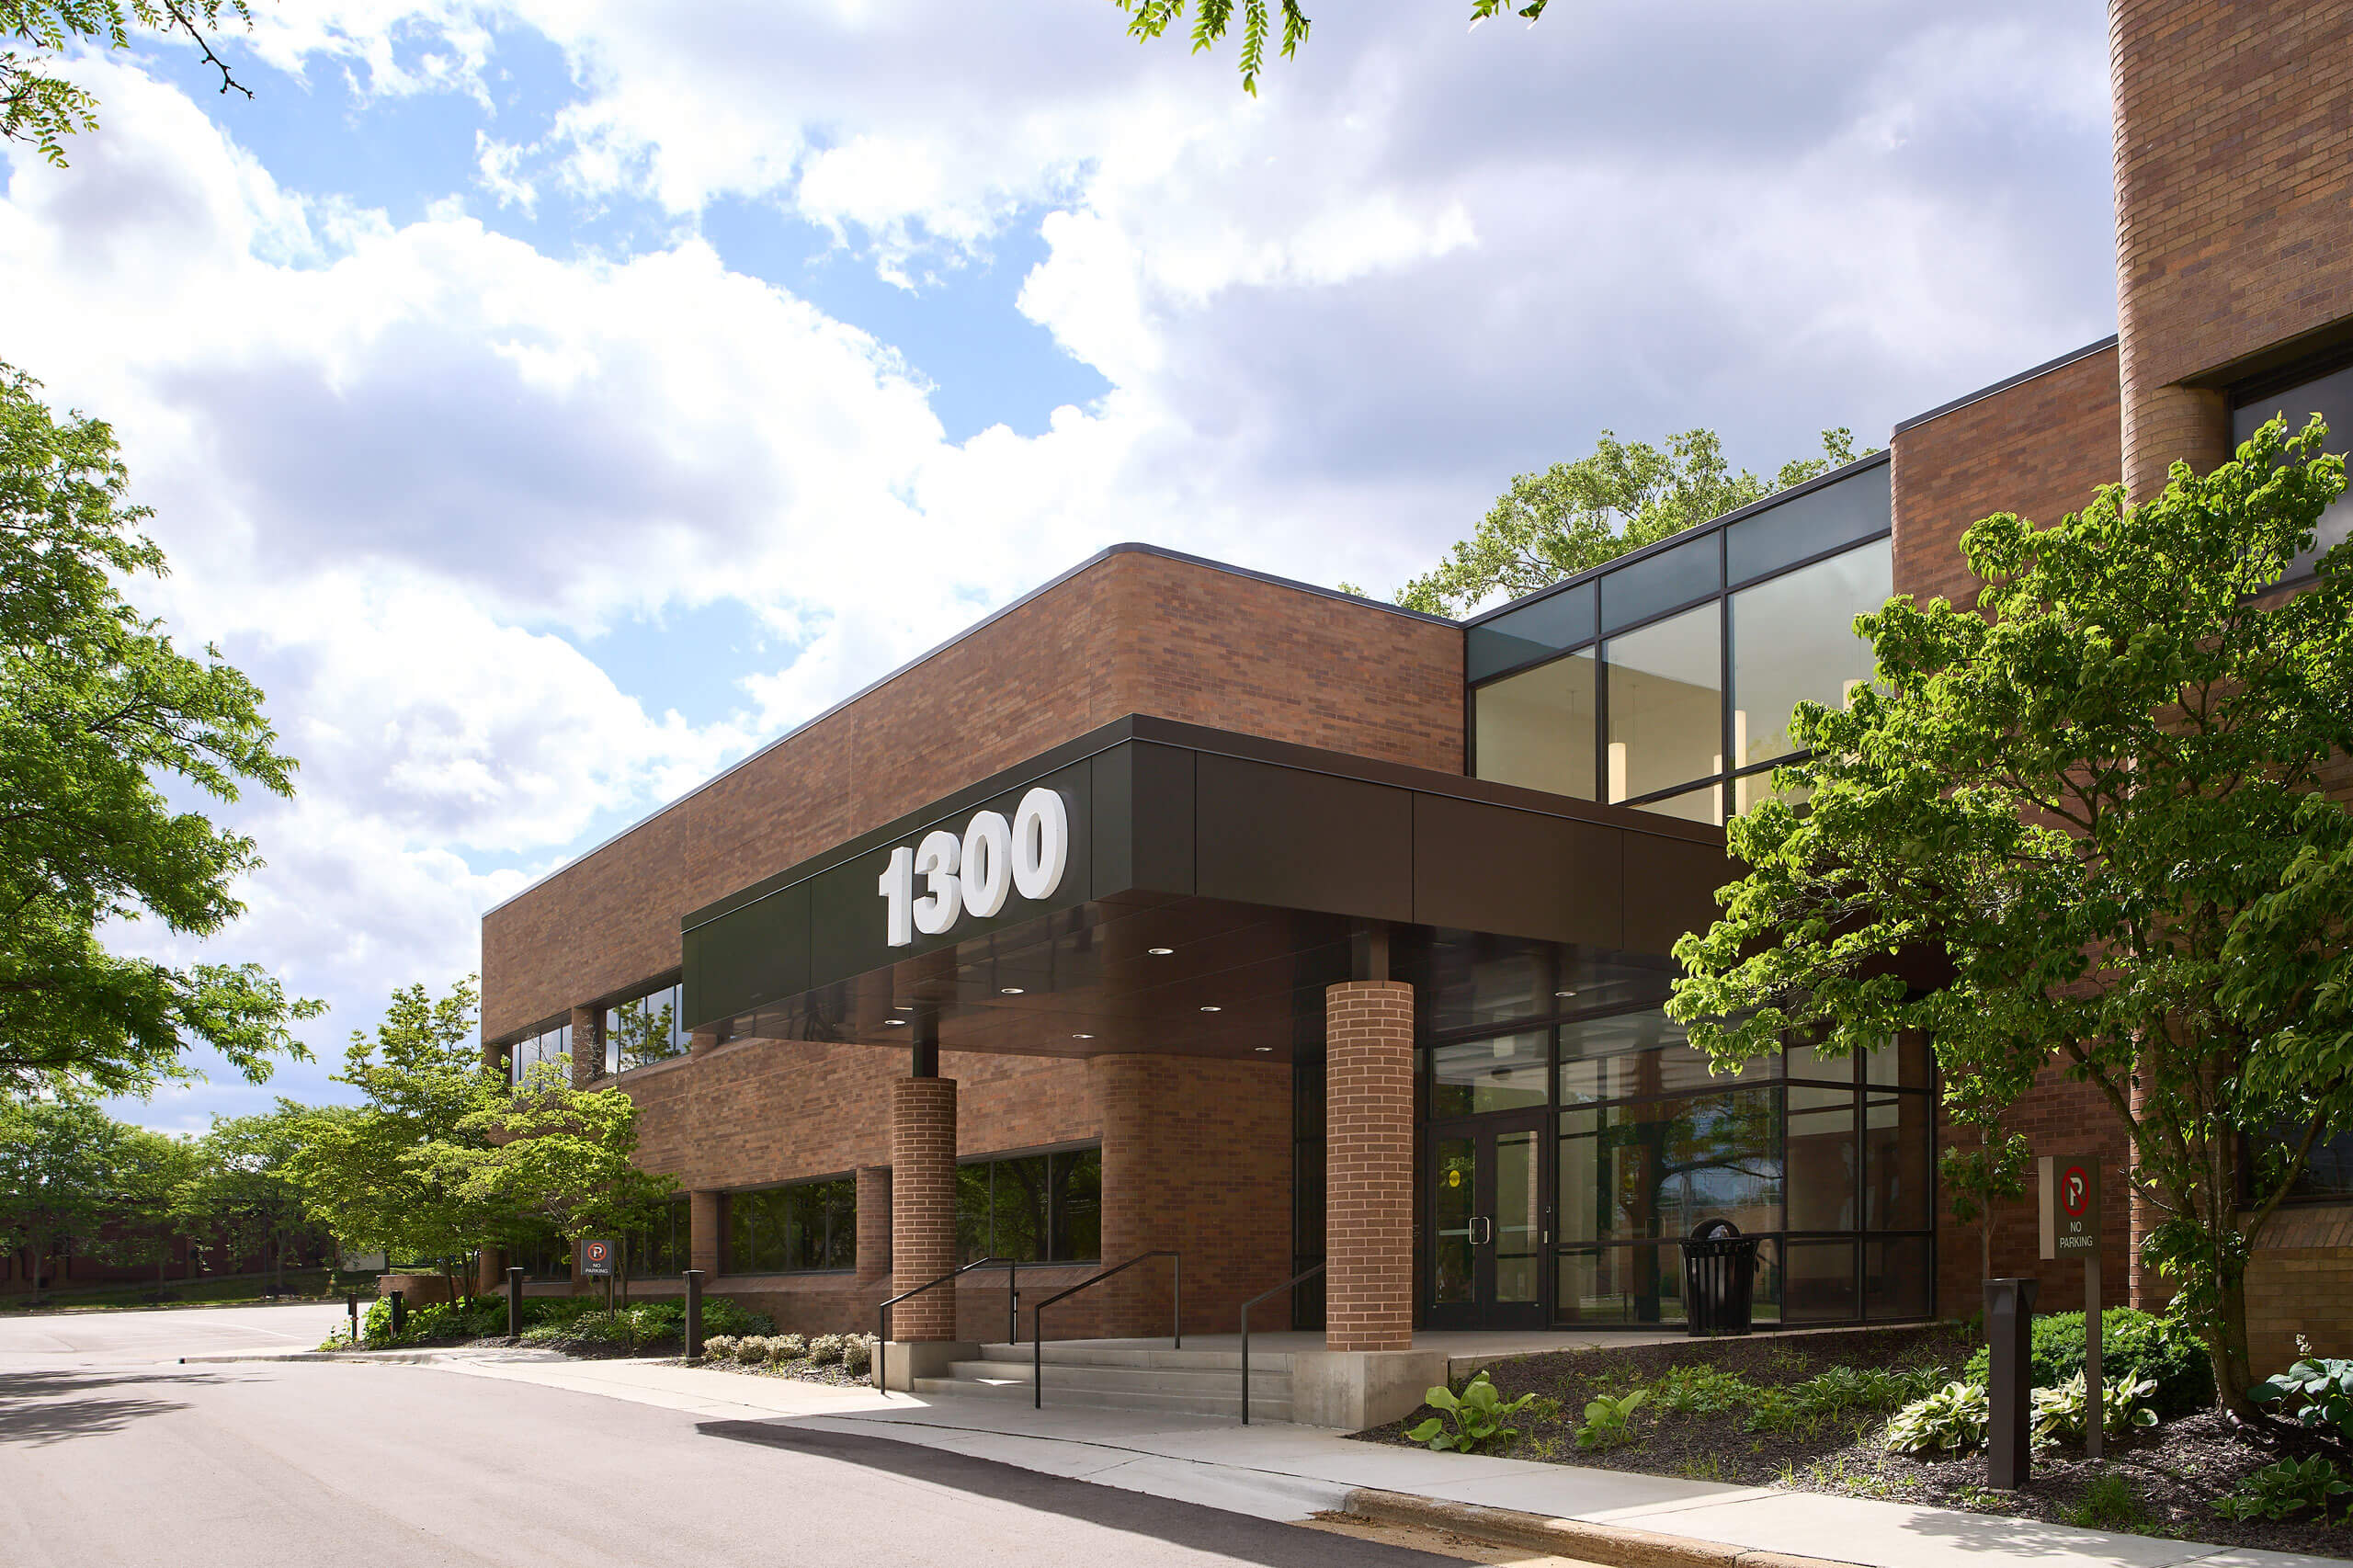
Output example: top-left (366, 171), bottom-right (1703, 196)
top-left (325, 1349), bottom-right (2340, 1568)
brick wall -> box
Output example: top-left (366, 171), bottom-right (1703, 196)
top-left (482, 548), bottom-right (1463, 1041)
top-left (2113, 0), bottom-right (2353, 493)
top-left (1324, 981), bottom-right (1414, 1352)
top-left (889, 1075), bottom-right (959, 1340)
top-left (1890, 345), bottom-right (2122, 609)
top-left (2246, 1205), bottom-right (2353, 1375)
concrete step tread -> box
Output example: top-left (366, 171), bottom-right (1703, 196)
top-left (910, 1377), bottom-right (1290, 1419)
top-left (974, 1344), bottom-right (1292, 1372)
top-left (946, 1360), bottom-right (1290, 1392)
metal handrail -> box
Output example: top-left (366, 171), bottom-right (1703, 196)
top-left (1029, 1251), bottom-right (1180, 1409)
top-left (873, 1256), bottom-right (1021, 1392)
top-left (1239, 1261), bottom-right (1324, 1425)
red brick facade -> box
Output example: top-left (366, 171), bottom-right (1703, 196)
top-left (889, 1075), bottom-right (959, 1341)
top-left (1324, 982), bottom-right (1415, 1352)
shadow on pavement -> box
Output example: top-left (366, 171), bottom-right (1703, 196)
top-left (698, 1421), bottom-right (1449, 1567)
top-left (0, 1369), bottom-right (206, 1447)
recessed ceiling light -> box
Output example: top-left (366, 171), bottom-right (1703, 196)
top-left (1254, 1046), bottom-right (1272, 1052)
top-left (883, 1018), bottom-right (907, 1027)
top-left (894, 1004), bottom-right (914, 1012)
top-left (1554, 989), bottom-right (1578, 998)
top-left (1072, 1033), bottom-right (1095, 1040)
top-left (1199, 1005), bottom-right (1222, 1013)
top-left (1147, 947), bottom-right (1174, 956)
top-left (1000, 986), bottom-right (1025, 995)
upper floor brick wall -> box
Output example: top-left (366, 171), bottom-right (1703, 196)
top-left (1891, 345), bottom-right (2123, 609)
top-left (481, 548), bottom-right (1464, 1040)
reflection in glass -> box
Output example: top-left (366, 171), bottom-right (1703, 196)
top-left (1866, 1033), bottom-right (1933, 1089)
top-left (1426, 939), bottom-right (1553, 1030)
top-left (2234, 362), bottom-right (2353, 585)
top-left (1606, 604), bottom-right (1722, 802)
top-left (1559, 1007), bottom-right (1770, 1103)
top-left (1554, 1241), bottom-right (1782, 1325)
top-left (1730, 541), bottom-right (1891, 767)
top-left (1496, 1129), bottom-right (1540, 1303)
top-left (1785, 1239), bottom-right (1857, 1322)
top-left (1633, 782), bottom-right (1723, 825)
top-left (1866, 1237), bottom-right (1932, 1320)
top-left (728, 1176), bottom-right (856, 1273)
top-left (1865, 1093), bottom-right (1932, 1230)
top-left (1433, 1137), bottom-right (1475, 1305)
top-left (510, 1023), bottom-right (572, 1085)
top-left (1788, 1086), bottom-right (1858, 1231)
top-left (1473, 651), bottom-right (1597, 799)
top-left (956, 1148), bottom-right (1104, 1264)
top-left (1558, 1090), bottom-right (1782, 1243)
top-left (607, 982), bottom-right (688, 1074)
top-left (1431, 1031), bottom-right (1551, 1117)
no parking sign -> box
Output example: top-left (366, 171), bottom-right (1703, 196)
top-left (580, 1238), bottom-right (617, 1277)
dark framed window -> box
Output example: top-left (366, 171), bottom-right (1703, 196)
top-left (955, 1145), bottom-right (1101, 1264)
top-left (2243, 1123), bottom-right (2353, 1205)
top-left (507, 1021), bottom-right (572, 1086)
top-left (727, 1175), bottom-right (855, 1273)
top-left (603, 982), bottom-right (688, 1077)
top-left (629, 1195), bottom-right (691, 1277)
top-left (2231, 352), bottom-right (2353, 588)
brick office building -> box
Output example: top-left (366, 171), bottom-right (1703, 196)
top-left (480, 0), bottom-right (2353, 1413)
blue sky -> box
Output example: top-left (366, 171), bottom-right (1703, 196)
top-left (0, 0), bottom-right (2119, 1129)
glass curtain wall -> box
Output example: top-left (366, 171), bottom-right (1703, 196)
top-left (955, 1146), bottom-right (1103, 1264)
top-left (727, 1175), bottom-right (856, 1273)
top-left (602, 981), bottom-right (688, 1078)
top-left (1415, 935), bottom-right (1936, 1329)
top-left (1467, 457), bottom-right (1893, 822)
top-left (507, 1021), bottom-right (572, 1086)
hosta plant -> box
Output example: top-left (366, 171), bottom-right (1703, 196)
top-left (2250, 1356), bottom-right (2353, 1443)
top-left (2031, 1372), bottom-right (2161, 1448)
top-left (1406, 1371), bottom-right (1538, 1454)
top-left (1576, 1389), bottom-right (1650, 1450)
top-left (1883, 1381), bottom-right (1990, 1457)
top-left (2212, 1456), bottom-right (2353, 1523)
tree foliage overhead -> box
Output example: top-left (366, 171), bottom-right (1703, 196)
top-left (3, 1), bottom-right (257, 165)
top-left (1668, 415), bottom-right (2353, 1414)
top-left (0, 363), bottom-right (319, 1097)
top-left (1387, 426), bottom-right (1867, 617)
top-left (1110, 0), bottom-right (1552, 94)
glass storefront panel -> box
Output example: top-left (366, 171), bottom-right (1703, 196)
top-left (1787, 1085), bottom-right (1858, 1231)
top-left (1559, 1007), bottom-right (1770, 1103)
top-left (1430, 1030), bottom-right (1550, 1117)
top-left (1865, 1093), bottom-right (1934, 1230)
top-left (1632, 781), bottom-right (1722, 825)
top-left (1605, 604), bottom-right (1722, 802)
top-left (2234, 360), bottom-right (2353, 585)
top-left (1865, 1237), bottom-right (1933, 1321)
top-left (1495, 1127), bottom-right (1541, 1305)
top-left (608, 982), bottom-right (688, 1074)
top-left (1866, 1033), bottom-right (1933, 1089)
top-left (1426, 938), bottom-right (1557, 1031)
top-left (1555, 1241), bottom-right (1782, 1326)
top-left (1433, 1136), bottom-right (1475, 1305)
top-left (1729, 541), bottom-right (1891, 767)
top-left (1558, 1089), bottom-right (1781, 1244)
top-left (1472, 652), bottom-right (1597, 799)
top-left (1785, 1239), bottom-right (1858, 1322)
top-left (956, 1147), bottom-right (1105, 1265)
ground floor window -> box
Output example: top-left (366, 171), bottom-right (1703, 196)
top-left (629, 1195), bottom-right (691, 1277)
top-left (956, 1145), bottom-right (1101, 1264)
top-left (727, 1176), bottom-right (855, 1273)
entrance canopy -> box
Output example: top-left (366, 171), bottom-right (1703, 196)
top-left (681, 716), bottom-right (1730, 1059)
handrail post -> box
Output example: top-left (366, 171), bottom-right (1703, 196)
top-left (1173, 1252), bottom-right (1182, 1349)
top-left (1242, 1298), bottom-right (1252, 1426)
top-left (1008, 1259), bottom-right (1018, 1346)
top-left (1033, 1307), bottom-right (1044, 1409)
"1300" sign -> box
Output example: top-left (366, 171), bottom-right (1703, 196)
top-left (877, 787), bottom-right (1069, 947)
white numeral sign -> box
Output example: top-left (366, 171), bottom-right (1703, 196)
top-left (877, 787), bottom-right (1069, 947)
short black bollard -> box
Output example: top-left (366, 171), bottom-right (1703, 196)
top-left (347, 1292), bottom-right (360, 1346)
top-left (506, 1267), bottom-right (525, 1338)
top-left (388, 1289), bottom-right (405, 1338)
top-left (1984, 1277), bottom-right (2039, 1489)
top-left (683, 1269), bottom-right (705, 1360)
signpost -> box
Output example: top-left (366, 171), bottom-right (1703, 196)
top-left (582, 1237), bottom-right (618, 1314)
top-left (2040, 1154), bottom-right (2104, 1458)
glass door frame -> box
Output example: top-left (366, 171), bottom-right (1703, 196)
top-left (1421, 1109), bottom-right (1552, 1331)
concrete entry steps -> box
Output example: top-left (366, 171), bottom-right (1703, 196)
top-left (909, 1342), bottom-right (1291, 1421)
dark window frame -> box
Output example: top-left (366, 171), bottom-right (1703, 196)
top-left (955, 1142), bottom-right (1103, 1266)
top-left (723, 1171), bottom-right (858, 1276)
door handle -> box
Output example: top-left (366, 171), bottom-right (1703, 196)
top-left (1472, 1216), bottom-right (1494, 1246)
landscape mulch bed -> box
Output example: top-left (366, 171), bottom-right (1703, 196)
top-left (1353, 1326), bottom-right (2353, 1561)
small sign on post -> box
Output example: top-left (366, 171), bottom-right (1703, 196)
top-left (2040, 1154), bottom-right (2105, 1458)
top-left (580, 1238), bottom-right (617, 1277)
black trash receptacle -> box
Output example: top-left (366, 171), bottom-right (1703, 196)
top-left (1683, 1220), bottom-right (1758, 1336)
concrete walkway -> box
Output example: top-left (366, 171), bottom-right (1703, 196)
top-left (311, 1348), bottom-right (2343, 1568)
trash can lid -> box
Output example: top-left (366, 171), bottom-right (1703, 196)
top-left (1690, 1219), bottom-right (1742, 1240)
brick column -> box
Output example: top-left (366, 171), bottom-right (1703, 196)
top-left (2120, 376), bottom-right (2231, 502)
top-left (890, 1076), bottom-right (958, 1340)
top-left (1325, 980), bottom-right (1415, 1352)
top-left (857, 1165), bottom-right (892, 1284)
top-left (569, 1004), bottom-right (600, 1087)
top-left (689, 1190), bottom-right (722, 1277)
top-left (688, 1026), bottom-right (720, 1060)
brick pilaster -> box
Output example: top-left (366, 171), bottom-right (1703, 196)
top-left (857, 1165), bottom-right (892, 1284)
top-left (689, 1190), bottom-right (722, 1278)
top-left (891, 1076), bottom-right (959, 1340)
top-left (1325, 980), bottom-right (1415, 1352)
top-left (688, 1026), bottom-right (720, 1060)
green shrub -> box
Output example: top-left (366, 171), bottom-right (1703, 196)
top-left (2250, 1355), bottom-right (2353, 1443)
top-left (2213, 1456), bottom-right (2353, 1523)
top-left (1964, 1310), bottom-right (2211, 1418)
top-left (1747, 1365), bottom-right (1941, 1435)
top-left (1883, 1381), bottom-right (1990, 1456)
top-left (2032, 1371), bottom-right (2160, 1449)
top-left (1408, 1371), bottom-right (1539, 1454)
top-left (1651, 1364), bottom-right (1756, 1416)
top-left (842, 1336), bottom-right (874, 1377)
top-left (807, 1334), bottom-right (847, 1366)
top-left (773, 1333), bottom-right (809, 1360)
top-left (700, 1335), bottom-right (740, 1362)
top-left (733, 1335), bottom-right (773, 1363)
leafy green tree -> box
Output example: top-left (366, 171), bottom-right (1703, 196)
top-left (179, 1107), bottom-right (316, 1292)
top-left (0, 1096), bottom-right (131, 1301)
top-left (1, 363), bottom-right (320, 1098)
top-left (1668, 415), bottom-right (2353, 1415)
top-left (93, 1124), bottom-right (196, 1296)
top-left (3, 2), bottom-right (260, 165)
top-left (461, 1062), bottom-right (677, 1290)
top-left (1370, 427), bottom-right (1865, 617)
top-left (285, 978), bottom-right (499, 1305)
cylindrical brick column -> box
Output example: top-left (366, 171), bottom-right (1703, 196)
top-left (689, 1190), bottom-right (722, 1278)
top-left (1325, 980), bottom-right (1415, 1352)
top-left (474, 1246), bottom-right (506, 1296)
top-left (2120, 376), bottom-right (2230, 502)
top-left (891, 1076), bottom-right (959, 1340)
top-left (857, 1165), bottom-right (892, 1284)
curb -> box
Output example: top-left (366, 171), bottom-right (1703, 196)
top-left (1343, 1489), bottom-right (1870, 1568)
top-left (178, 1350), bottom-right (453, 1365)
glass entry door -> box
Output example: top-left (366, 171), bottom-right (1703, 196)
top-left (1426, 1112), bottom-right (1549, 1330)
